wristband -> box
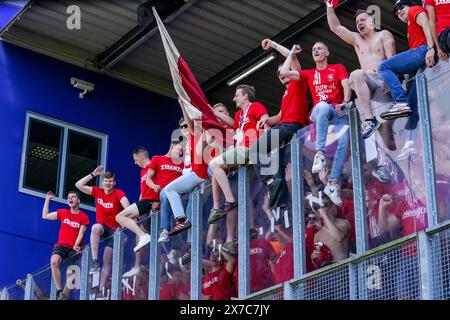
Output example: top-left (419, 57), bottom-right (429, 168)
top-left (90, 173), bottom-right (95, 179)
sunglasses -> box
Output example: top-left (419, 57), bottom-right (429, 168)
top-left (179, 124), bottom-right (188, 129)
top-left (395, 5), bottom-right (405, 15)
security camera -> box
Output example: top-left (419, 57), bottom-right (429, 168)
top-left (70, 77), bottom-right (94, 99)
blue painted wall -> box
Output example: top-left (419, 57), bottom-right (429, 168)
top-left (0, 41), bottom-right (181, 287)
top-left (0, 3), bottom-right (20, 29)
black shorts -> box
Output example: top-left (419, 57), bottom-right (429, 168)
top-left (136, 199), bottom-right (159, 216)
top-left (51, 245), bottom-right (79, 266)
top-left (99, 224), bottom-right (115, 248)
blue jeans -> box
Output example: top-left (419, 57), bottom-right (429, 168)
top-left (160, 189), bottom-right (192, 230)
top-left (378, 45), bottom-right (427, 103)
top-left (162, 171), bottom-right (205, 221)
top-left (310, 102), bottom-right (350, 182)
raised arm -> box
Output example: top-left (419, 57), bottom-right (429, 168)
top-left (42, 191), bottom-right (58, 220)
top-left (75, 165), bottom-right (104, 196)
top-left (279, 45), bottom-right (302, 80)
top-left (178, 97), bottom-right (194, 135)
top-left (262, 39), bottom-right (302, 71)
top-left (318, 207), bottom-right (349, 242)
top-left (377, 194), bottom-right (400, 235)
top-left (326, 3), bottom-right (357, 45)
top-left (213, 109), bottom-right (234, 128)
top-left (426, 5), bottom-right (449, 62)
top-left (416, 11), bottom-right (437, 67)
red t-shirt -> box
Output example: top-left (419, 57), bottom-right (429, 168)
top-left (392, 181), bottom-right (428, 256)
top-left (140, 162), bottom-right (155, 201)
top-left (55, 209), bottom-right (90, 248)
top-left (273, 243), bottom-right (294, 285)
top-left (408, 6), bottom-right (428, 49)
top-left (305, 225), bottom-right (318, 273)
top-left (91, 186), bottom-right (125, 230)
top-left (187, 134), bottom-right (209, 179)
top-left (150, 155), bottom-right (183, 199)
top-left (425, 0), bottom-right (450, 35)
top-left (202, 266), bottom-right (233, 300)
top-left (300, 64), bottom-right (349, 107)
top-left (364, 180), bottom-right (391, 242)
top-left (249, 238), bottom-right (276, 292)
top-left (233, 102), bottom-right (268, 148)
top-left (279, 77), bottom-right (310, 126)
top-left (159, 282), bottom-right (189, 300)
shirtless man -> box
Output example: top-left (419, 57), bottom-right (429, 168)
top-left (326, 3), bottom-right (396, 139)
top-left (313, 199), bottom-right (351, 263)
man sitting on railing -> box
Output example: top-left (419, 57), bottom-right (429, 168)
top-left (280, 42), bottom-right (352, 207)
top-left (326, 2), bottom-right (397, 140)
top-left (75, 165), bottom-right (130, 299)
top-left (42, 191), bottom-right (89, 300)
top-left (378, 0), bottom-right (437, 121)
top-left (118, 141), bottom-right (184, 277)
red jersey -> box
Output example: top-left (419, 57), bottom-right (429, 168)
top-left (300, 64), bottom-right (349, 107)
top-left (273, 243), bottom-right (294, 285)
top-left (249, 238), bottom-right (276, 292)
top-left (364, 180), bottom-right (391, 242)
top-left (55, 209), bottom-right (89, 248)
top-left (202, 266), bottom-right (233, 300)
top-left (408, 6), bottom-right (428, 49)
top-left (150, 155), bottom-right (183, 199)
top-left (233, 102), bottom-right (268, 148)
top-left (140, 162), bottom-right (155, 201)
top-left (279, 77), bottom-right (310, 126)
top-left (186, 134), bottom-right (209, 179)
top-left (91, 186), bottom-right (125, 230)
top-left (305, 225), bottom-right (319, 273)
top-left (425, 0), bottom-right (450, 35)
top-left (392, 181), bottom-right (428, 256)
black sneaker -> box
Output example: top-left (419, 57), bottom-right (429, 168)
top-left (267, 178), bottom-right (283, 207)
top-left (89, 260), bottom-right (101, 274)
top-left (168, 219), bottom-right (192, 237)
top-left (180, 249), bottom-right (191, 265)
top-left (56, 289), bottom-right (65, 301)
top-left (221, 241), bottom-right (236, 257)
top-left (208, 201), bottom-right (237, 224)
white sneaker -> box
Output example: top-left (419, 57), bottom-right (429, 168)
top-left (133, 233), bottom-right (151, 252)
top-left (122, 266), bottom-right (141, 278)
top-left (158, 229), bottom-right (169, 243)
top-left (312, 153), bottom-right (326, 174)
top-left (324, 183), bottom-right (343, 206)
top-left (396, 140), bottom-right (417, 161)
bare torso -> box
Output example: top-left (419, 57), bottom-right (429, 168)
top-left (354, 31), bottom-right (388, 74)
top-left (314, 219), bottom-right (349, 262)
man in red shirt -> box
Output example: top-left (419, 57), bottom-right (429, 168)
top-left (207, 85), bottom-right (268, 255)
top-left (280, 42), bottom-right (351, 207)
top-left (425, 0), bottom-right (450, 59)
top-left (247, 39), bottom-right (310, 209)
top-left (378, 0), bottom-right (436, 121)
top-left (272, 225), bottom-right (294, 285)
top-left (116, 142), bottom-right (183, 254)
top-left (75, 165), bottom-right (130, 299)
top-left (42, 190), bottom-right (90, 300)
top-left (202, 248), bottom-right (235, 300)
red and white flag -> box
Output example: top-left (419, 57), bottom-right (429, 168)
top-left (152, 7), bottom-right (222, 130)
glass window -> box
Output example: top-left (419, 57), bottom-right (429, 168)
top-left (20, 112), bottom-right (107, 210)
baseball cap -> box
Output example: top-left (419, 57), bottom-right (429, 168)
top-left (393, 0), bottom-right (412, 17)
